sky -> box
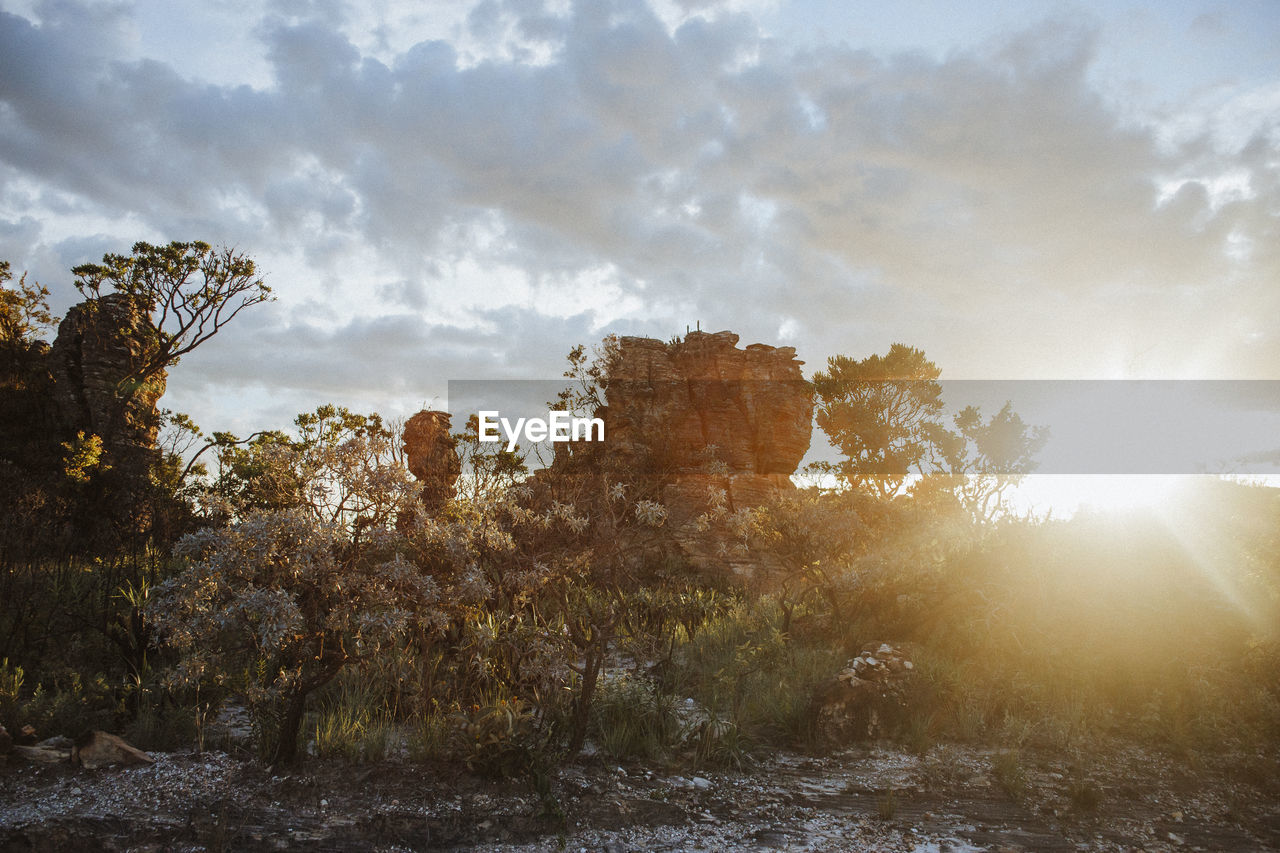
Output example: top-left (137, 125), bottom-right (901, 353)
top-left (2, 0), bottom-right (1279, 495)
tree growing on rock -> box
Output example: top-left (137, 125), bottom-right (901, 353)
top-left (70, 240), bottom-right (272, 389)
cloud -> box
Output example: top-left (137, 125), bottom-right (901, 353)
top-left (2, 0), bottom-right (1279, 437)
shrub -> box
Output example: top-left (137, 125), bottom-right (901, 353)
top-left (589, 674), bottom-right (680, 760)
top-left (992, 749), bottom-right (1027, 799)
top-left (311, 675), bottom-right (395, 763)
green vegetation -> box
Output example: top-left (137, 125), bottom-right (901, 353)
top-left (1, 246), bottom-right (1277, 796)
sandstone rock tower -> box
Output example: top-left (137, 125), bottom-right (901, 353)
top-left (401, 410), bottom-right (461, 511)
top-left (600, 330), bottom-right (813, 572)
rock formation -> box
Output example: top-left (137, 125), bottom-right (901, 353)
top-left (0, 293), bottom-right (169, 547)
top-left (48, 293), bottom-right (165, 471)
top-left (810, 643), bottom-right (917, 744)
top-left (422, 331), bottom-right (812, 575)
top-left (402, 410), bottom-right (461, 511)
top-left (597, 330), bottom-right (813, 574)
top-left (72, 730), bottom-right (154, 770)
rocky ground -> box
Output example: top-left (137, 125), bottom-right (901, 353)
top-left (2, 738), bottom-right (1278, 852)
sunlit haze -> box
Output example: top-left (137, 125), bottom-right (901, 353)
top-left (3, 0), bottom-right (1278, 515)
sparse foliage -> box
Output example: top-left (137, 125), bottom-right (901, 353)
top-left (0, 261), bottom-right (58, 344)
top-left (553, 333), bottom-right (620, 418)
top-left (923, 402), bottom-right (1050, 522)
top-left (71, 240), bottom-right (272, 382)
top-left (813, 344), bottom-right (1047, 521)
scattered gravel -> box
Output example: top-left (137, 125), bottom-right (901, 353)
top-left (2, 738), bottom-right (1278, 851)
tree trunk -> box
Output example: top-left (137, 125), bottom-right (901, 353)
top-left (271, 689), bottom-right (308, 766)
top-left (567, 650), bottom-right (602, 757)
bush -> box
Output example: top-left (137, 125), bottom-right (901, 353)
top-left (311, 675), bottom-right (395, 763)
top-left (589, 674), bottom-right (680, 760)
top-left (991, 749), bottom-right (1027, 799)
top-left (18, 670), bottom-right (118, 738)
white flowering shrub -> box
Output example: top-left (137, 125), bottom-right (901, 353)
top-left (150, 505), bottom-right (444, 764)
top-left (150, 383), bottom-right (692, 767)
top-left (204, 405), bottom-right (419, 530)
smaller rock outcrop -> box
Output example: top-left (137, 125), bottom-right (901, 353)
top-left (13, 736), bottom-right (73, 764)
top-left (402, 410), bottom-right (461, 511)
top-left (810, 643), bottom-right (917, 744)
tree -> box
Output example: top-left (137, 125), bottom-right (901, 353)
top-left (552, 334), bottom-right (620, 418)
top-left (811, 344), bottom-right (945, 498)
top-left (201, 405), bottom-right (417, 529)
top-left (813, 345), bottom-right (1047, 521)
top-left (934, 402), bottom-right (1049, 522)
top-left (453, 413), bottom-right (529, 504)
top-left (0, 260), bottom-right (59, 470)
top-left (71, 240), bottom-right (272, 386)
top-left (0, 261), bottom-right (57, 346)
top-left (151, 406), bottom-right (431, 764)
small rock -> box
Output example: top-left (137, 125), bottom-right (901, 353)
top-left (691, 776), bottom-right (713, 790)
top-left (37, 735), bottom-right (74, 750)
top-left (72, 730), bottom-right (154, 769)
top-left (13, 745), bottom-right (69, 763)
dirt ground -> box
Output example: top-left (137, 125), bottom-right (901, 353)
top-left (3, 738), bottom-right (1279, 851)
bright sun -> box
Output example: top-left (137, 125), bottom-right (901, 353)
top-left (1012, 475), bottom-right (1186, 518)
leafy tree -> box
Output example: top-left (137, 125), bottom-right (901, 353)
top-left (0, 261), bottom-right (57, 345)
top-left (71, 240), bottom-right (272, 386)
top-left (553, 333), bottom-right (620, 418)
top-left (0, 261), bottom-right (59, 466)
top-left (813, 345), bottom-right (1047, 521)
top-left (928, 402), bottom-right (1049, 522)
top-left (151, 405), bottom-right (430, 764)
top-left (453, 413), bottom-right (529, 504)
top-left (811, 344), bottom-right (945, 498)
top-left (201, 405), bottom-right (415, 530)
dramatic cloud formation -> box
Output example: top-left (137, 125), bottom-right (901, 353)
top-left (1, 0), bottom-right (1277, 435)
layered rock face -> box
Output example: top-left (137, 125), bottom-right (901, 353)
top-left (406, 332), bottom-right (811, 574)
top-left (402, 410), bottom-right (461, 511)
top-left (601, 330), bottom-right (813, 571)
top-left (606, 330), bottom-right (811, 503)
top-left (48, 293), bottom-right (166, 463)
